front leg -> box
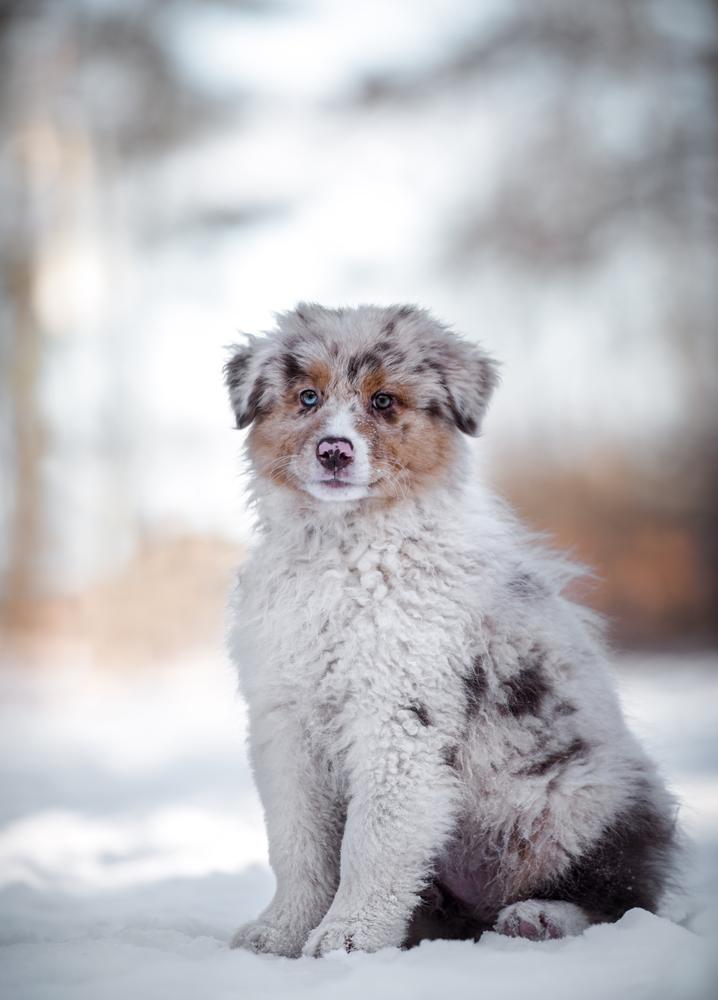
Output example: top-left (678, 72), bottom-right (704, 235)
top-left (303, 708), bottom-right (459, 957)
top-left (232, 709), bottom-right (342, 957)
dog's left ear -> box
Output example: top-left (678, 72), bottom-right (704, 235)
top-left (224, 337), bottom-right (270, 429)
top-left (439, 340), bottom-right (500, 437)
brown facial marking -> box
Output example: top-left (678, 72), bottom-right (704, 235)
top-left (304, 361), bottom-right (333, 394)
top-left (360, 368), bottom-right (394, 399)
top-left (248, 389), bottom-right (320, 490)
top-left (354, 373), bottom-right (458, 499)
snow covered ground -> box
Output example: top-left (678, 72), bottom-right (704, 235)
top-left (1, 647), bottom-right (716, 999)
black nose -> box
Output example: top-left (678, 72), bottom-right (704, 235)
top-left (316, 436), bottom-right (354, 472)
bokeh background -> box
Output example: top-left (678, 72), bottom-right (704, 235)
top-left (0, 1), bottom-right (717, 994)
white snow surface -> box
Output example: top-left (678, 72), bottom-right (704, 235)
top-left (1, 648), bottom-right (716, 999)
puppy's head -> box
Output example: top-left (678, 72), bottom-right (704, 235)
top-left (225, 304), bottom-right (498, 504)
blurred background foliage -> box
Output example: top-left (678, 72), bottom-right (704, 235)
top-left (1, 0), bottom-right (716, 661)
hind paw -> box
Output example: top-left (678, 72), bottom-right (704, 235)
top-left (494, 900), bottom-right (591, 941)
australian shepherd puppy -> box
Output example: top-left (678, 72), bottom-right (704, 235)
top-left (225, 303), bottom-right (677, 958)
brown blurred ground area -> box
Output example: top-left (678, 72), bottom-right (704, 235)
top-left (499, 447), bottom-right (718, 650)
top-left (0, 537), bottom-right (243, 670)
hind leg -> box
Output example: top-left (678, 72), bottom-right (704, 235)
top-left (494, 899), bottom-right (591, 940)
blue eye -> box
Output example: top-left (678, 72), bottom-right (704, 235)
top-left (372, 392), bottom-right (394, 411)
top-left (299, 389), bottom-right (319, 408)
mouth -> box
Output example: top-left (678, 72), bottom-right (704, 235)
top-left (303, 475), bottom-right (375, 502)
top-left (317, 478), bottom-right (354, 490)
top-left (313, 475), bottom-right (383, 490)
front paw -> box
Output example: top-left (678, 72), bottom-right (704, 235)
top-left (230, 918), bottom-right (304, 958)
top-left (303, 916), bottom-right (401, 958)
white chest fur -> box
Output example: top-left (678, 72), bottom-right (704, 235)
top-left (230, 498), bottom-right (484, 769)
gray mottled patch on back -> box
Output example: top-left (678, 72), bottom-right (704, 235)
top-left (554, 700), bottom-right (577, 717)
top-left (440, 744), bottom-right (460, 768)
top-left (463, 655), bottom-right (488, 716)
top-left (406, 702), bottom-right (431, 727)
top-left (520, 737), bottom-right (588, 777)
top-left (500, 652), bottom-right (552, 717)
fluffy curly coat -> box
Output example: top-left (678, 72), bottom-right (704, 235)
top-left (225, 303), bottom-right (677, 958)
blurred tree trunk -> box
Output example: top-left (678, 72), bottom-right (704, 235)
top-left (2, 259), bottom-right (45, 627)
top-left (1, 3), bottom-right (45, 627)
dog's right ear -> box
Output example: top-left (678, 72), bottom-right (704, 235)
top-left (224, 337), bottom-right (270, 429)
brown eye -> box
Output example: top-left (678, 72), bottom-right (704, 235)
top-left (372, 392), bottom-right (394, 411)
top-left (299, 389), bottom-right (319, 408)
